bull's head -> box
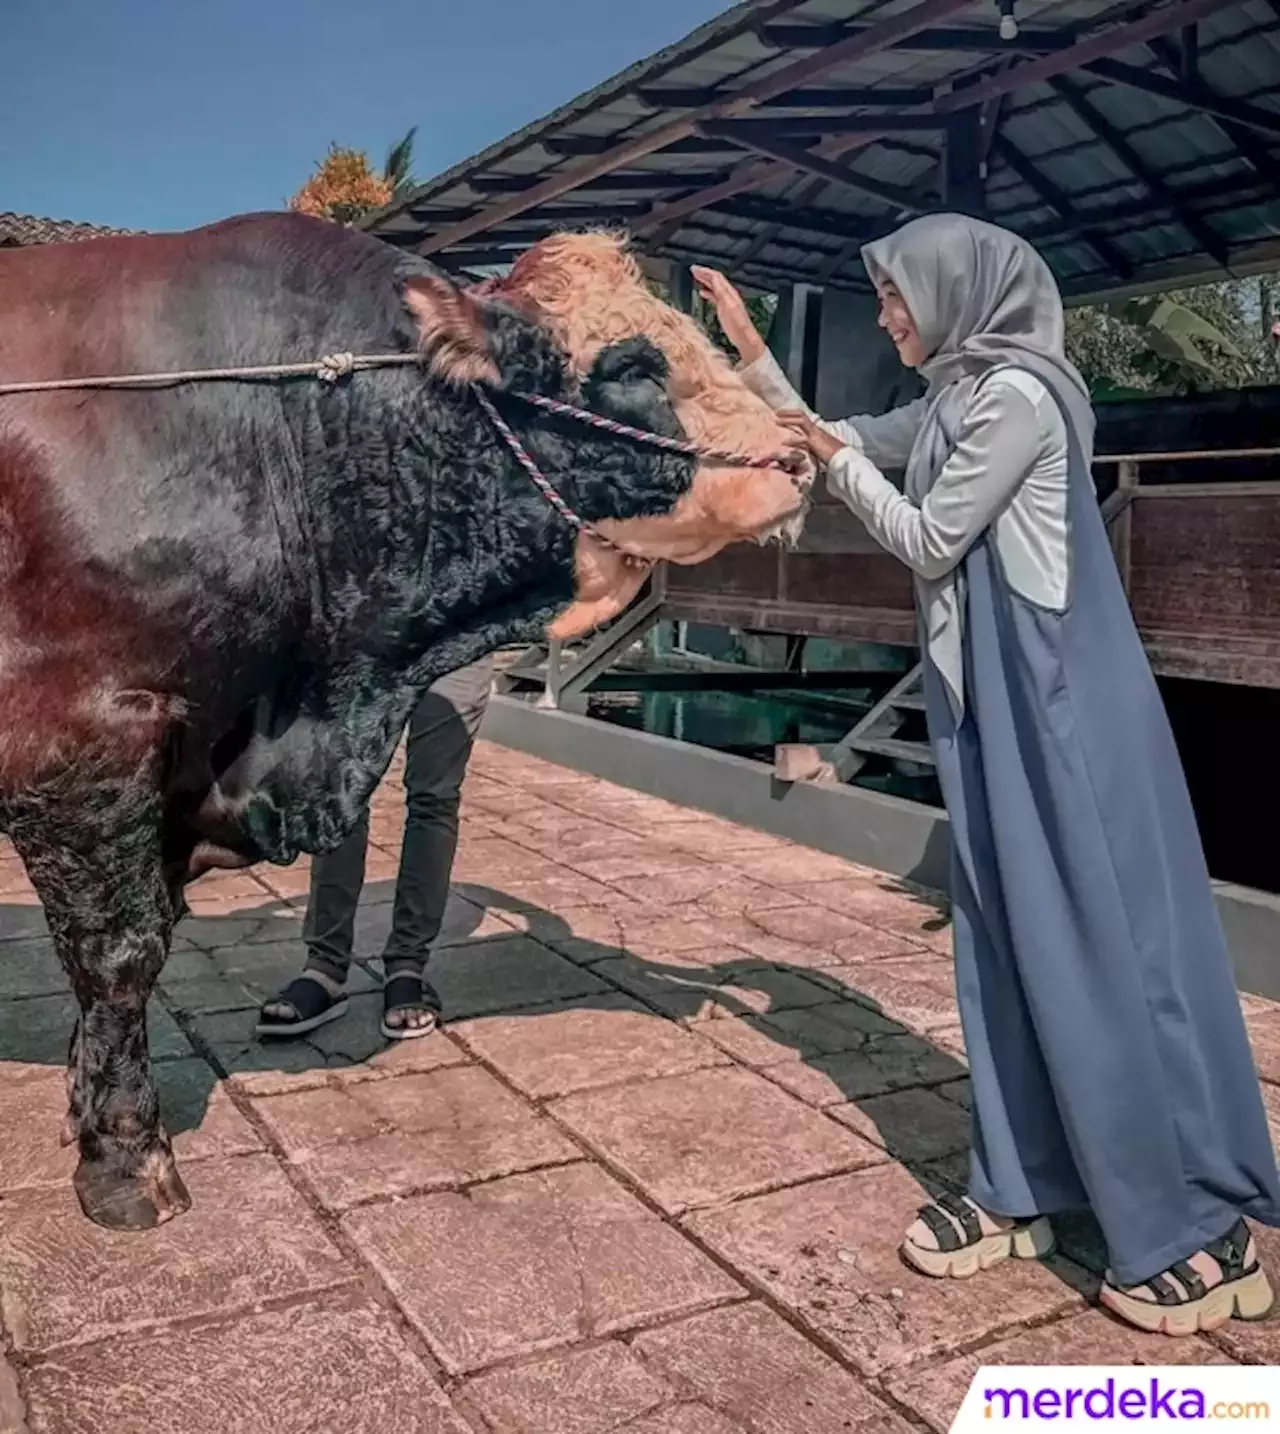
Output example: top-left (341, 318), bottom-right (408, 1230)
top-left (400, 237), bottom-right (812, 639)
top-left (484, 232), bottom-right (816, 558)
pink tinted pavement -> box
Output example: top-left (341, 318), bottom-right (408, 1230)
top-left (1, 738), bottom-right (1277, 1433)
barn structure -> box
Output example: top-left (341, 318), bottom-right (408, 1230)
top-left (362, 0), bottom-right (1280, 992)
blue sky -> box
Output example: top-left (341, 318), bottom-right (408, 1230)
top-left (2, 0), bottom-right (729, 233)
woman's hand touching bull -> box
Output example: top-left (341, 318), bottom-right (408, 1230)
top-left (690, 266), bottom-right (766, 365)
top-left (775, 410), bottom-right (847, 468)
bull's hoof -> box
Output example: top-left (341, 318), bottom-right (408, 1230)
top-left (73, 1149), bottom-right (192, 1231)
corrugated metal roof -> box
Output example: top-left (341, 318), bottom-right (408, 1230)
top-left (363, 0), bottom-right (1280, 301)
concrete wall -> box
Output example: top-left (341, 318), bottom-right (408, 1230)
top-left (814, 288), bottom-right (923, 419)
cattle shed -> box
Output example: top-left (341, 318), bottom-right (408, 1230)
top-left (363, 0), bottom-right (1280, 995)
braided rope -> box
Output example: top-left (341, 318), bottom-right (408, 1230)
top-left (511, 391), bottom-right (794, 471)
top-left (0, 349), bottom-right (797, 548)
top-left (0, 352), bottom-right (420, 395)
top-left (470, 386), bottom-right (590, 535)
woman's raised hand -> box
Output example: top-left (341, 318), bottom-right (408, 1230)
top-left (690, 266), bottom-right (766, 364)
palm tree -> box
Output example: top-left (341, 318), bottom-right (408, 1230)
top-left (287, 128), bottom-right (419, 225)
top-left (382, 126), bottom-right (418, 198)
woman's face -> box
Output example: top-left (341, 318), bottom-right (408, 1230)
top-left (876, 281), bottom-right (929, 368)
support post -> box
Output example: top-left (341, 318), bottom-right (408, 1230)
top-left (943, 107), bottom-right (986, 216)
top-left (1104, 459), bottom-right (1140, 592)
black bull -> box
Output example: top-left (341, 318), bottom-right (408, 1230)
top-left (0, 212), bottom-right (804, 1229)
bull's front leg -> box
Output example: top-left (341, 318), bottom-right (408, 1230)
top-left (11, 799), bottom-right (191, 1231)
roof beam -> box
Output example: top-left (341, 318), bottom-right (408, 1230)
top-left (639, 0), bottom-right (1227, 242)
top-left (1146, 35), bottom-right (1280, 191)
top-left (414, 0), bottom-right (977, 256)
top-left (1048, 74), bottom-right (1229, 267)
top-left (697, 124), bottom-right (929, 213)
top-left (634, 85), bottom-right (935, 110)
top-left (701, 113), bottom-right (944, 140)
top-left (728, 174), bottom-right (829, 279)
top-left (637, 132), bottom-right (886, 250)
top-left (542, 134), bottom-right (739, 158)
top-left (405, 202), bottom-right (653, 229)
top-left (991, 132), bottom-right (1132, 278)
top-left (931, 0), bottom-right (1231, 116)
top-left (1081, 58), bottom-right (1280, 140)
top-left (466, 171), bottom-right (729, 195)
top-left (756, 23), bottom-right (1073, 54)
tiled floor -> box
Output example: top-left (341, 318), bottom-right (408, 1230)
top-left (1, 738), bottom-right (1276, 1433)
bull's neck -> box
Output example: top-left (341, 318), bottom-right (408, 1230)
top-left (282, 375), bottom-right (579, 673)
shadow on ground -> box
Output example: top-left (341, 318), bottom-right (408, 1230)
top-left (0, 879), bottom-right (1105, 1291)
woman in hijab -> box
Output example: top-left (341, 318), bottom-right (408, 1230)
top-left (693, 213), bottom-right (1279, 1337)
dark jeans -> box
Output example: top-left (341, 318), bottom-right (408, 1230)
top-left (302, 655), bottom-right (493, 985)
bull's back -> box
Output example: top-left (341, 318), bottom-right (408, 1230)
top-left (0, 223), bottom-right (314, 796)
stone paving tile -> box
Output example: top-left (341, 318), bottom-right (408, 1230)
top-left (809, 958), bottom-right (960, 1033)
top-left (711, 914), bottom-right (919, 970)
top-left (0, 939), bottom-right (65, 1001)
top-left (721, 847), bottom-right (875, 888)
top-left (700, 1015), bottom-right (963, 1109)
top-left (885, 1310), bottom-right (1235, 1433)
top-left (0, 1153), bottom-right (351, 1353)
top-left (0, 992), bottom-right (189, 1069)
top-left (185, 936), bottom-right (381, 1005)
top-left (609, 867), bottom-right (754, 908)
top-left (763, 1040), bottom-right (967, 1108)
top-left (179, 901), bottom-right (306, 952)
top-left (425, 934), bottom-right (611, 1019)
top-left (21, 1287), bottom-right (466, 1434)
top-left (651, 817), bottom-right (785, 855)
top-left (0, 902), bottom-right (49, 942)
top-left (632, 1302), bottom-right (911, 1434)
top-left (0, 1346), bottom-right (27, 1434)
top-left (830, 1087), bottom-right (972, 1164)
top-left (191, 996), bottom-right (467, 1095)
top-left (551, 1066), bottom-right (882, 1214)
top-left (455, 994), bottom-right (727, 1099)
top-left (0, 1059), bottom-right (262, 1196)
top-left (254, 1065), bottom-right (576, 1211)
top-left (342, 1162), bottom-right (740, 1375)
top-left (355, 888), bottom-right (503, 950)
top-left (622, 1406), bottom-right (745, 1434)
top-left (691, 877), bottom-right (808, 920)
top-left (686, 1163), bottom-right (1082, 1377)
top-left (1244, 1009), bottom-right (1280, 1085)
top-left (589, 952), bottom-right (835, 1024)
top-left (456, 1341), bottom-right (674, 1434)
top-left (563, 844), bottom-right (702, 884)
top-left (790, 877), bottom-right (953, 954)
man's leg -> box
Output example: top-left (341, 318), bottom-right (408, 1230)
top-left (381, 653), bottom-right (492, 1036)
top-left (256, 812), bottom-right (370, 1035)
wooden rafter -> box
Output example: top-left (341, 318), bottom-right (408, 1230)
top-left (415, 0), bottom-right (976, 256)
top-left (1048, 74), bottom-right (1229, 267)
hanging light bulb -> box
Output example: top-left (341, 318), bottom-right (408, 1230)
top-left (998, 0), bottom-right (1019, 41)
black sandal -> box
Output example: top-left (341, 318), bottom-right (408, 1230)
top-left (381, 973), bottom-right (442, 1041)
top-left (1101, 1218), bottom-right (1274, 1335)
top-left (255, 973), bottom-right (349, 1038)
top-left (902, 1190), bottom-right (1056, 1279)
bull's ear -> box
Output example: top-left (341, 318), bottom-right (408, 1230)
top-left (402, 273), bottom-right (502, 387)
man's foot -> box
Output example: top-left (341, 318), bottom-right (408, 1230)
top-left (256, 971), bottom-right (349, 1038)
top-left (1101, 1219), bottom-right (1274, 1336)
top-left (902, 1190), bottom-right (1056, 1279)
top-left (381, 973), bottom-right (442, 1041)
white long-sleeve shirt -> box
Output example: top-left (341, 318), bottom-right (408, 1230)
top-left (740, 349), bottom-right (1071, 609)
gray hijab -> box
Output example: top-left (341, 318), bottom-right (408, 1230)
top-left (860, 212), bottom-right (1095, 719)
